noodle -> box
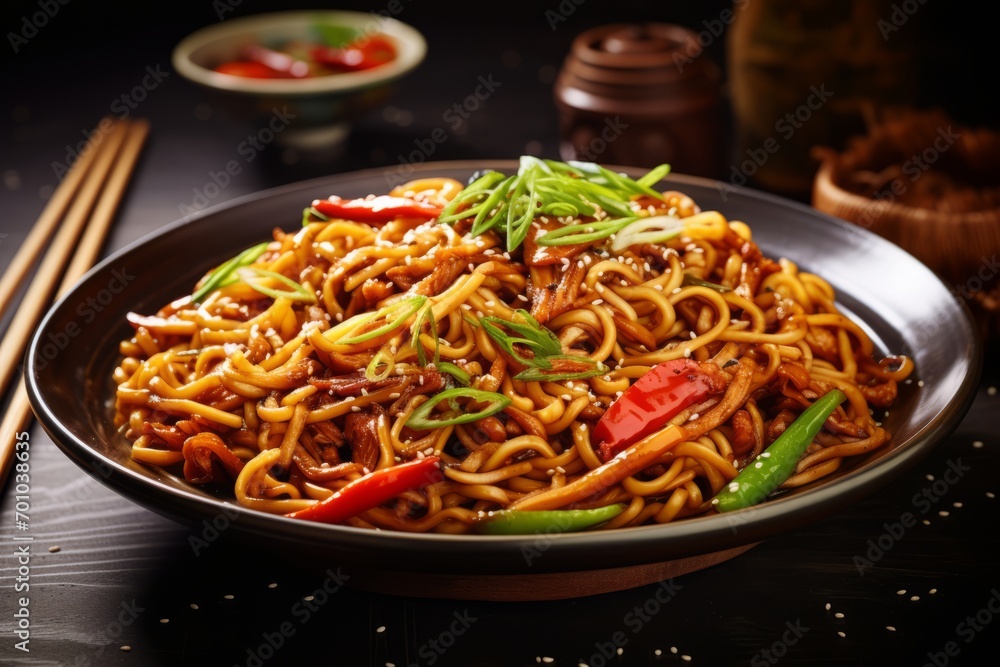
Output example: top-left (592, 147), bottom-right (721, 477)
top-left (113, 161), bottom-right (913, 533)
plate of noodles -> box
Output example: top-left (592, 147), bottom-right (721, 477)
top-left (26, 159), bottom-right (980, 600)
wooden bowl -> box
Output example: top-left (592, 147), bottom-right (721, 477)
top-left (812, 109), bottom-right (1000, 340)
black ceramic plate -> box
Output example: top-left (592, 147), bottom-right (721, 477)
top-left (25, 161), bottom-right (981, 594)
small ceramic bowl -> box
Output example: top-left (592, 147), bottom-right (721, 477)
top-left (812, 109), bottom-right (1000, 340)
top-left (172, 10), bottom-right (427, 149)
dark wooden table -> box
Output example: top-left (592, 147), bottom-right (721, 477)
top-left (2, 2), bottom-right (997, 665)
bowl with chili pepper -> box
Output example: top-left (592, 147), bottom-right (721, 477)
top-left (172, 10), bottom-right (426, 141)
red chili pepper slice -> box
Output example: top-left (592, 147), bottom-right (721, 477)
top-left (593, 359), bottom-right (726, 462)
top-left (312, 195), bottom-right (442, 224)
top-left (213, 61), bottom-right (284, 79)
top-left (310, 36), bottom-right (396, 72)
top-left (285, 456), bottom-right (442, 524)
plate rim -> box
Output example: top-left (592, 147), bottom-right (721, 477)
top-left (25, 160), bottom-right (983, 575)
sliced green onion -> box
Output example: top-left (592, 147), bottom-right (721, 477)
top-left (437, 171), bottom-right (508, 224)
top-left (535, 217), bottom-right (636, 247)
top-left (469, 175), bottom-right (515, 236)
top-left (437, 362), bottom-right (471, 385)
top-left (480, 310), bottom-right (562, 369)
top-left (336, 295), bottom-right (427, 346)
top-left (365, 346), bottom-right (395, 381)
top-left (405, 388), bottom-right (512, 431)
top-left (610, 215), bottom-right (684, 252)
top-left (410, 304), bottom-right (439, 367)
top-left (636, 163), bottom-right (671, 188)
top-left (235, 267), bottom-right (316, 303)
top-left (682, 273), bottom-right (731, 293)
top-left (302, 206), bottom-right (330, 226)
top-left (437, 158), bottom-right (673, 252)
top-left (191, 242), bottom-right (269, 303)
top-left (513, 362), bottom-right (606, 383)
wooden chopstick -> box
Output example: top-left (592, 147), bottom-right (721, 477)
top-left (0, 121), bottom-right (108, 326)
top-left (0, 118), bottom-right (150, 486)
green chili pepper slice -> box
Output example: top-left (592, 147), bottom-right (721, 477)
top-left (713, 389), bottom-right (847, 512)
top-left (475, 504), bottom-right (626, 535)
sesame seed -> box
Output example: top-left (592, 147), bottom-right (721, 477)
top-left (939, 511), bottom-right (949, 517)
top-left (561, 394), bottom-right (572, 401)
top-left (484, 300), bottom-right (495, 307)
top-left (377, 626), bottom-right (386, 633)
top-left (121, 646), bottom-right (131, 652)
top-left (988, 386), bottom-right (997, 396)
top-left (754, 461), bottom-right (763, 469)
top-left (837, 631), bottom-right (846, 638)
top-left (304, 595), bottom-right (314, 602)
top-left (926, 474), bottom-right (935, 481)
top-left (681, 655), bottom-right (692, 662)
top-left (973, 440), bottom-right (984, 449)
top-left (953, 502), bottom-right (963, 508)
top-left (929, 588), bottom-right (938, 594)
top-left (387, 663), bottom-right (396, 667)
top-left (922, 520), bottom-right (931, 525)
top-left (351, 405), bottom-right (361, 412)
top-left (616, 648), bottom-right (624, 656)
top-left (671, 647), bottom-right (678, 654)
top-left (517, 294), bottom-right (529, 302)
top-left (224, 594), bottom-right (234, 600)
top-left (987, 492), bottom-right (996, 499)
top-left (918, 380), bottom-right (924, 387)
top-left (48, 545), bottom-right (60, 553)
top-left (911, 596), bottom-right (920, 601)
top-left (825, 603), bottom-right (832, 610)
top-left (683, 348), bottom-right (691, 358)
top-left (897, 590), bottom-right (906, 595)
top-left (886, 626), bottom-right (896, 631)
top-left (655, 649), bottom-right (662, 656)
top-left (835, 612), bottom-right (845, 619)
top-left (160, 618), bottom-right (169, 624)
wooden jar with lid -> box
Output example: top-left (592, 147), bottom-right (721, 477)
top-left (554, 23), bottom-right (724, 178)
